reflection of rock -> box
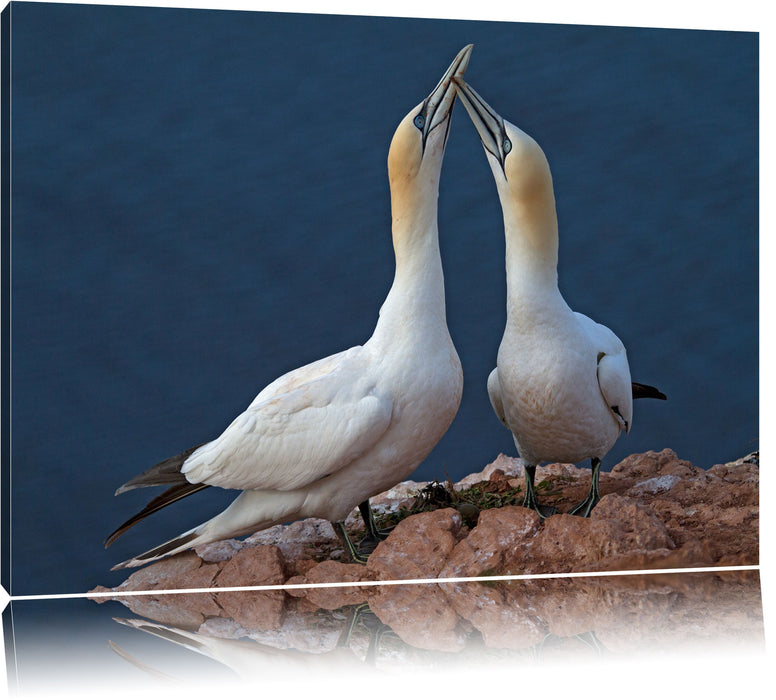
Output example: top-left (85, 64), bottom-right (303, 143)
top-left (368, 583), bottom-right (466, 651)
top-left (98, 571), bottom-right (763, 677)
top-left (95, 449), bottom-right (758, 592)
top-left (440, 579), bottom-right (546, 649)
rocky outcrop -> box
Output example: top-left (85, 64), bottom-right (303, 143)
top-left (92, 449), bottom-right (758, 596)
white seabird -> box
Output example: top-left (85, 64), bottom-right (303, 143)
top-left (453, 76), bottom-right (665, 518)
top-left (106, 45), bottom-right (472, 568)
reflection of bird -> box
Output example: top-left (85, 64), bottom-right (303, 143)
top-left (106, 45), bottom-right (472, 568)
top-left (111, 604), bottom-right (391, 679)
top-left (454, 77), bottom-right (665, 518)
top-left (111, 617), bottom-right (360, 680)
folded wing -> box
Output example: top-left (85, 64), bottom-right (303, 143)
top-left (181, 353), bottom-right (394, 491)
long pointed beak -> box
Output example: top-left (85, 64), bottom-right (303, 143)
top-left (418, 44), bottom-right (473, 150)
top-left (453, 76), bottom-right (510, 171)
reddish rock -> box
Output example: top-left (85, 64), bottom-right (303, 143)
top-left (611, 448), bottom-right (700, 480)
top-left (214, 546), bottom-right (286, 629)
top-left (508, 495), bottom-right (675, 574)
top-left (215, 589), bottom-right (286, 630)
top-left (214, 545), bottom-right (285, 586)
top-left (111, 551), bottom-right (221, 593)
top-left (90, 552), bottom-right (223, 627)
top-left (440, 579), bottom-right (547, 649)
top-left (440, 506), bottom-right (541, 579)
top-left (454, 453), bottom-right (524, 488)
top-left (245, 519), bottom-right (339, 570)
top-left (366, 507), bottom-right (463, 580)
top-left (284, 560), bottom-right (371, 609)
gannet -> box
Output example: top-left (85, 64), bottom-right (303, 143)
top-left (454, 77), bottom-right (665, 518)
top-left (105, 45), bottom-right (472, 568)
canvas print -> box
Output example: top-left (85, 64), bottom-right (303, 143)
top-left (0, 1), bottom-right (762, 693)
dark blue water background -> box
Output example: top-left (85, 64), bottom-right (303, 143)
top-left (7, 3), bottom-right (758, 595)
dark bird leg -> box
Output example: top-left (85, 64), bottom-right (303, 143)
top-left (357, 500), bottom-right (394, 555)
top-left (573, 630), bottom-right (607, 655)
top-left (332, 521), bottom-right (369, 564)
top-left (336, 602), bottom-right (392, 665)
top-left (336, 603), bottom-right (372, 647)
top-left (523, 464), bottom-right (557, 518)
top-left (568, 457), bottom-right (602, 517)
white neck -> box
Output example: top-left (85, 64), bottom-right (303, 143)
top-left (500, 187), bottom-right (564, 316)
top-left (370, 190), bottom-right (448, 346)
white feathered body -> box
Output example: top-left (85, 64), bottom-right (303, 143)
top-left (491, 285), bottom-right (631, 466)
top-left (183, 300), bottom-right (462, 538)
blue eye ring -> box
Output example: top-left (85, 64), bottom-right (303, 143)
top-left (414, 114), bottom-right (426, 129)
top-left (503, 138), bottom-right (512, 154)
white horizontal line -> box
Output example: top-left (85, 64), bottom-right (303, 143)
top-left (7, 564), bottom-right (759, 602)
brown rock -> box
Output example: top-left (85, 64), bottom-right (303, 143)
top-left (213, 546), bottom-right (287, 629)
top-left (113, 551), bottom-right (221, 593)
top-left (440, 506), bottom-right (541, 579)
top-left (366, 507), bottom-right (463, 581)
top-left (110, 593), bottom-right (219, 630)
top-left (285, 560), bottom-right (371, 610)
top-left (90, 553), bottom-right (223, 627)
top-left (611, 448), bottom-right (699, 479)
top-left (505, 495), bottom-right (675, 574)
top-left (244, 519), bottom-right (339, 566)
top-left (215, 545), bottom-right (285, 587)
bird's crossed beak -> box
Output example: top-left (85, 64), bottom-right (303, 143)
top-left (416, 44), bottom-right (473, 153)
top-left (453, 76), bottom-right (511, 173)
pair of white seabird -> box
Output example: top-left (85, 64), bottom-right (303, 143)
top-left (106, 46), bottom-right (664, 569)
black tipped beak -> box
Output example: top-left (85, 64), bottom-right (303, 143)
top-left (453, 76), bottom-right (510, 171)
top-left (417, 44), bottom-right (473, 152)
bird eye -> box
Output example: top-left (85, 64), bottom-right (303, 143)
top-left (503, 138), bottom-right (512, 154)
top-left (414, 114), bottom-right (426, 129)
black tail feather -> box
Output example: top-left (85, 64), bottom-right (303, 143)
top-left (115, 442), bottom-right (208, 495)
top-left (132, 531), bottom-right (201, 562)
top-left (105, 482), bottom-right (210, 548)
top-left (632, 382), bottom-right (667, 401)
